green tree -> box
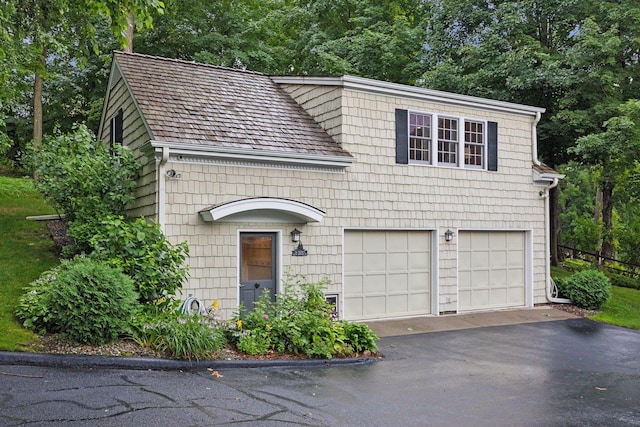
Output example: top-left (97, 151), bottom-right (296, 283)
top-left (294, 0), bottom-right (428, 83)
top-left (3, 0), bottom-right (164, 148)
top-left (571, 100), bottom-right (640, 261)
top-left (420, 0), bottom-right (640, 264)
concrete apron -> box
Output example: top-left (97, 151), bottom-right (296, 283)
top-left (365, 306), bottom-right (578, 338)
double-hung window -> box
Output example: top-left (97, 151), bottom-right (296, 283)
top-left (396, 109), bottom-right (498, 171)
top-left (464, 120), bottom-right (484, 169)
top-left (437, 116), bottom-right (458, 166)
top-left (409, 112), bottom-right (431, 163)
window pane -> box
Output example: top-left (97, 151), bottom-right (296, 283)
top-left (409, 112), bottom-right (431, 163)
top-left (241, 236), bottom-right (273, 281)
top-left (464, 120), bottom-right (484, 168)
top-left (438, 117), bottom-right (458, 165)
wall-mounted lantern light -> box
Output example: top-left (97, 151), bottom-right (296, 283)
top-left (445, 229), bottom-right (454, 242)
top-left (291, 228), bottom-right (308, 256)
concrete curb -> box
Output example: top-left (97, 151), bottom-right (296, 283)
top-left (0, 351), bottom-right (377, 371)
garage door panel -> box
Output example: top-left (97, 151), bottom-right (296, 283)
top-left (387, 233), bottom-right (408, 251)
top-left (459, 231), bottom-right (526, 311)
top-left (387, 273), bottom-right (408, 293)
top-left (364, 253), bottom-right (386, 271)
top-left (409, 252), bottom-right (430, 270)
top-left (508, 250), bottom-right (524, 265)
top-left (472, 251), bottom-right (490, 269)
top-left (344, 275), bottom-right (363, 296)
top-left (344, 232), bottom-right (363, 252)
top-left (388, 253), bottom-right (408, 271)
top-left (387, 294), bottom-right (408, 313)
top-left (409, 292), bottom-right (429, 311)
top-left (367, 274), bottom-right (387, 293)
top-left (409, 233), bottom-right (430, 251)
top-left (344, 296), bottom-right (362, 317)
top-left (364, 296), bottom-right (386, 316)
top-left (344, 230), bottom-right (431, 320)
top-left (344, 254), bottom-right (364, 274)
top-left (410, 273), bottom-right (430, 291)
top-left (490, 251), bottom-right (508, 269)
top-left (365, 233), bottom-right (386, 251)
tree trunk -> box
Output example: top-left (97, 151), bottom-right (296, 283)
top-left (550, 185), bottom-right (561, 266)
top-left (124, 11), bottom-right (134, 52)
top-left (600, 179), bottom-right (615, 263)
top-left (32, 70), bottom-right (43, 145)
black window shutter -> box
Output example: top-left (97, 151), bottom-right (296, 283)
top-left (487, 121), bottom-right (498, 171)
top-left (112, 109), bottom-right (124, 146)
top-left (395, 109), bottom-right (408, 164)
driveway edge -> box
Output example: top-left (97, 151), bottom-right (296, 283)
top-left (0, 351), bottom-right (377, 371)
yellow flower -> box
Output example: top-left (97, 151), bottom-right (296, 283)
top-left (212, 299), bottom-right (220, 309)
top-left (156, 297), bottom-right (165, 306)
top-left (265, 324), bottom-right (271, 330)
top-left (236, 320), bottom-right (243, 329)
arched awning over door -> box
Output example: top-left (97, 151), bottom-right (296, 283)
top-left (199, 197), bottom-right (325, 223)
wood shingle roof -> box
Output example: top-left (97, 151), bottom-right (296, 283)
top-left (113, 51), bottom-right (352, 159)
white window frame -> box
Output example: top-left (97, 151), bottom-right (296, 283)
top-left (407, 110), bottom-right (487, 170)
top-left (408, 111), bottom-right (432, 164)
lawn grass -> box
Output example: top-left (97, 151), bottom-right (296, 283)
top-left (0, 175), bottom-right (59, 350)
top-left (590, 286), bottom-right (640, 330)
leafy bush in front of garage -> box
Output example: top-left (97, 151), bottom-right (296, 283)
top-left (565, 269), bottom-right (612, 310)
top-left (16, 256), bottom-right (138, 345)
top-left (229, 274), bottom-right (378, 358)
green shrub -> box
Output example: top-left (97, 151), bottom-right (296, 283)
top-left (343, 322), bottom-right (379, 354)
top-left (15, 267), bottom-right (61, 335)
top-left (131, 310), bottom-right (227, 360)
top-left (89, 215), bottom-right (189, 306)
top-left (553, 277), bottom-right (570, 299)
top-left (230, 274), bottom-right (379, 358)
top-left (17, 256), bottom-right (138, 345)
top-left (565, 269), bottom-right (612, 310)
top-left (605, 272), bottom-right (640, 290)
top-left (24, 125), bottom-right (140, 252)
top-left (562, 258), bottom-right (594, 272)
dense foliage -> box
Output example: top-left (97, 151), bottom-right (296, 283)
top-left (230, 275), bottom-right (378, 359)
top-left (564, 269), bottom-right (612, 310)
top-left (24, 125), bottom-right (140, 251)
top-left (89, 215), bottom-right (189, 306)
top-left (16, 256), bottom-right (138, 345)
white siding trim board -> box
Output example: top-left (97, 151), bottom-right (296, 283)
top-left (273, 75), bottom-right (546, 116)
top-left (149, 140), bottom-right (357, 171)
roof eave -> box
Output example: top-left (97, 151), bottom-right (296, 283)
top-left (272, 75), bottom-right (546, 116)
top-left (148, 140), bottom-right (357, 169)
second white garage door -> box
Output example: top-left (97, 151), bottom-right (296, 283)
top-left (458, 231), bottom-right (526, 312)
top-left (343, 230), bottom-right (432, 321)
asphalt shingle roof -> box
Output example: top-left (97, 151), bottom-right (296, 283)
top-left (113, 51), bottom-right (352, 158)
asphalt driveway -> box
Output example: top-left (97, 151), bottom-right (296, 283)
top-left (1, 318), bottom-right (639, 426)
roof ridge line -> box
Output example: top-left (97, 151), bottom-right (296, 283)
top-left (113, 50), bottom-right (266, 77)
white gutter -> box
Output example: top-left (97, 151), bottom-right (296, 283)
top-left (157, 146), bottom-right (170, 232)
top-left (532, 113), bottom-right (571, 304)
top-left (149, 140), bottom-right (356, 168)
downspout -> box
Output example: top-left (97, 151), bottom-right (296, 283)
top-left (532, 112), bottom-right (571, 304)
top-left (157, 146), bottom-right (169, 232)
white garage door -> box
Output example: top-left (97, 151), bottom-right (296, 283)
top-left (344, 230), bottom-right (432, 321)
top-left (458, 231), bottom-right (526, 311)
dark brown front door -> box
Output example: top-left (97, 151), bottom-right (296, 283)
top-left (239, 232), bottom-right (277, 313)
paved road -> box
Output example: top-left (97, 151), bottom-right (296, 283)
top-left (1, 318), bottom-right (639, 426)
